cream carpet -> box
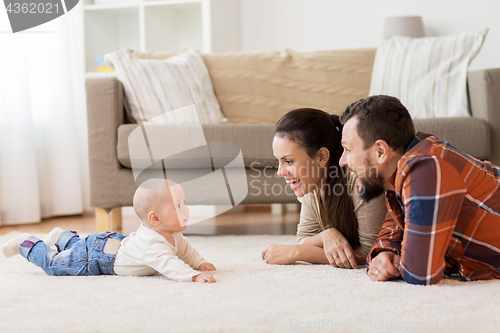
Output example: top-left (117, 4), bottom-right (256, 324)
top-left (1, 232), bottom-right (499, 333)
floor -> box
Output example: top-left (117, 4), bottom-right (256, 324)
top-left (0, 205), bottom-right (300, 236)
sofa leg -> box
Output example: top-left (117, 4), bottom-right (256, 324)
top-left (95, 208), bottom-right (123, 232)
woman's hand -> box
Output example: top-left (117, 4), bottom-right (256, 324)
top-left (321, 228), bottom-right (361, 269)
top-left (262, 244), bottom-right (300, 265)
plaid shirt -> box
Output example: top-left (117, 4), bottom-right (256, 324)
top-left (368, 132), bottom-right (500, 285)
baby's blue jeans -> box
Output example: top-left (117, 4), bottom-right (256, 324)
top-left (19, 231), bottom-right (126, 276)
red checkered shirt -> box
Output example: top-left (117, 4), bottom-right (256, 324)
top-left (368, 132), bottom-right (500, 285)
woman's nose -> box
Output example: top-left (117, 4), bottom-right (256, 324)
top-left (276, 163), bottom-right (285, 177)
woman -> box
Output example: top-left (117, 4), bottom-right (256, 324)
top-left (262, 108), bottom-right (387, 269)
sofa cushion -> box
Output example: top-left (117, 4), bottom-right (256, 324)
top-left (117, 124), bottom-right (279, 169)
top-left (369, 29), bottom-right (488, 119)
top-left (133, 48), bottom-right (376, 124)
top-left (105, 50), bottom-right (227, 125)
top-left (117, 117), bottom-right (491, 171)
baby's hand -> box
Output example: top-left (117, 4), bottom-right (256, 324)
top-left (198, 262), bottom-right (216, 271)
top-left (192, 273), bottom-right (216, 283)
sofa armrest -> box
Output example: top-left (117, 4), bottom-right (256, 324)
top-left (468, 68), bottom-right (500, 165)
top-left (86, 77), bottom-right (125, 209)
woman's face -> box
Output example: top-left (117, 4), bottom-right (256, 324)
top-left (272, 135), bottom-right (326, 197)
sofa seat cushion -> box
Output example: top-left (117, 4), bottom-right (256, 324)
top-left (118, 116), bottom-right (491, 170)
top-left (117, 124), bottom-right (279, 169)
top-left (413, 117), bottom-right (491, 159)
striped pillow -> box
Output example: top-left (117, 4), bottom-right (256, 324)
top-left (105, 49), bottom-right (227, 124)
top-left (369, 29), bottom-right (488, 118)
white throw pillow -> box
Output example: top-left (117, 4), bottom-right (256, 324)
top-left (369, 29), bottom-right (488, 118)
top-left (105, 49), bottom-right (227, 124)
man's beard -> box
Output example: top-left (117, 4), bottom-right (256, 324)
top-left (356, 157), bottom-right (385, 203)
top-left (358, 174), bottom-right (385, 203)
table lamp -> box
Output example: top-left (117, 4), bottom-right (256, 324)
top-left (383, 16), bottom-right (425, 38)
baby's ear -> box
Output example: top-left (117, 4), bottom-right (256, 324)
top-left (148, 211), bottom-right (162, 226)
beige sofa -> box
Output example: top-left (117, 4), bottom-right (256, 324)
top-left (86, 48), bottom-right (500, 231)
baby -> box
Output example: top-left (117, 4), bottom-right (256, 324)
top-left (1, 179), bottom-right (216, 283)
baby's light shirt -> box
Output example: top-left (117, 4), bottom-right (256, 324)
top-left (114, 224), bottom-right (208, 281)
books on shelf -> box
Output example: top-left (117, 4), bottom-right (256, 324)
top-left (98, 66), bottom-right (115, 72)
top-left (95, 55), bottom-right (115, 72)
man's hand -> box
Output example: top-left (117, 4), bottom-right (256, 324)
top-left (192, 273), bottom-right (216, 283)
top-left (368, 251), bottom-right (401, 282)
top-left (262, 244), bottom-right (299, 265)
top-left (198, 262), bottom-right (216, 271)
top-left (321, 228), bottom-right (362, 269)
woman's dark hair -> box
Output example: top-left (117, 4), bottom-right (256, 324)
top-left (275, 108), bottom-right (359, 249)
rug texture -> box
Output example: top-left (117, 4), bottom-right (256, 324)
top-left (1, 232), bottom-right (499, 333)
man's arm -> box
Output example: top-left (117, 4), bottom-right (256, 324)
top-left (395, 157), bottom-right (466, 285)
top-left (367, 210), bottom-right (404, 262)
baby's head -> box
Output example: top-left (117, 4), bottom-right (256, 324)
top-left (133, 179), bottom-right (189, 233)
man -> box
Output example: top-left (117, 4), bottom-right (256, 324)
top-left (339, 95), bottom-right (500, 285)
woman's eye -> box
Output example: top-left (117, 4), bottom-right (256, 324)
top-left (285, 160), bottom-right (292, 164)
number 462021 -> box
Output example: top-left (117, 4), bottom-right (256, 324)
top-left (6, 2), bottom-right (60, 14)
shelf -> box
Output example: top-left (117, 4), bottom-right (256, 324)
top-left (83, 0), bottom-right (241, 74)
top-left (143, 0), bottom-right (202, 5)
top-left (85, 71), bottom-right (118, 79)
top-left (144, 3), bottom-right (202, 52)
top-left (83, 2), bottom-right (141, 10)
top-left (83, 0), bottom-right (202, 11)
top-left (84, 7), bottom-right (140, 72)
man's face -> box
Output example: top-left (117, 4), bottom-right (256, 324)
top-left (339, 117), bottom-right (385, 202)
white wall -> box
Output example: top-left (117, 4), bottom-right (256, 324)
top-left (240, 0), bottom-right (500, 70)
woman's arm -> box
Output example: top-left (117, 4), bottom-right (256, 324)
top-left (302, 233), bottom-right (323, 247)
top-left (262, 191), bottom-right (360, 267)
top-left (262, 243), bottom-right (330, 265)
top-left (306, 228), bottom-right (363, 268)
top-left (295, 244), bottom-right (330, 264)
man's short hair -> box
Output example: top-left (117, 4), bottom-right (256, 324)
top-left (340, 95), bottom-right (415, 154)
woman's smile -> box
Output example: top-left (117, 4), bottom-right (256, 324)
top-left (286, 178), bottom-right (301, 190)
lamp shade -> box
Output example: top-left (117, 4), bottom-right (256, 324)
top-left (383, 16), bottom-right (425, 38)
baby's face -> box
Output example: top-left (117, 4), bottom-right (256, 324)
top-left (156, 184), bottom-right (189, 232)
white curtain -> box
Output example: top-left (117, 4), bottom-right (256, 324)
top-left (0, 4), bottom-right (90, 225)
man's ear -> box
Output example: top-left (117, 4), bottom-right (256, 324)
top-left (148, 211), bottom-right (161, 226)
top-left (317, 147), bottom-right (330, 167)
top-left (372, 140), bottom-right (391, 165)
